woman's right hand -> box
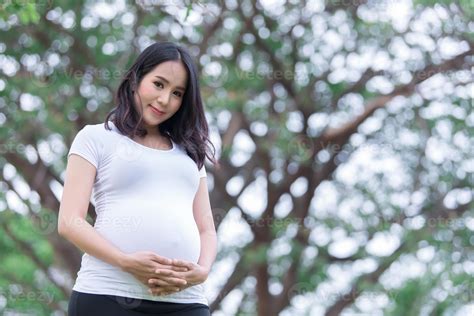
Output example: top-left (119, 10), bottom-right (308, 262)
top-left (119, 251), bottom-right (188, 292)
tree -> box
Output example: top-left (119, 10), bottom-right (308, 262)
top-left (0, 0), bottom-right (472, 315)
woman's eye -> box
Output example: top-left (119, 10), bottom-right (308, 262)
top-left (154, 81), bottom-right (182, 97)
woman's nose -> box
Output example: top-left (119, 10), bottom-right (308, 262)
top-left (157, 92), bottom-right (171, 106)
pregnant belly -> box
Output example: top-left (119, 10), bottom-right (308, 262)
top-left (95, 208), bottom-right (201, 263)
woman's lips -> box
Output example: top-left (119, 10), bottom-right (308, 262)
top-left (149, 105), bottom-right (165, 116)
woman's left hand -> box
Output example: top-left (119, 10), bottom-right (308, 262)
top-left (148, 259), bottom-right (209, 296)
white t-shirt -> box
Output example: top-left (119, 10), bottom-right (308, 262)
top-left (66, 121), bottom-right (208, 305)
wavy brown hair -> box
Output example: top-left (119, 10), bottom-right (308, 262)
top-left (104, 41), bottom-right (217, 170)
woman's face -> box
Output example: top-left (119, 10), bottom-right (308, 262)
top-left (134, 60), bottom-right (188, 135)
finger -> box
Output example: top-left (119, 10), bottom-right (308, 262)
top-left (169, 265), bottom-right (189, 272)
top-left (148, 278), bottom-right (183, 287)
top-left (158, 264), bottom-right (188, 272)
top-left (154, 269), bottom-right (176, 277)
top-left (171, 259), bottom-right (194, 269)
top-left (148, 278), bottom-right (169, 287)
top-left (150, 276), bottom-right (187, 286)
top-left (154, 271), bottom-right (189, 285)
top-left (153, 254), bottom-right (172, 265)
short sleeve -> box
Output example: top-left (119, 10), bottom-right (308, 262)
top-left (68, 125), bottom-right (101, 169)
top-left (198, 165), bottom-right (207, 178)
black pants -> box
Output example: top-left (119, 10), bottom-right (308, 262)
top-left (68, 290), bottom-right (211, 315)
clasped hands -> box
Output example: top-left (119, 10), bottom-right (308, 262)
top-left (120, 251), bottom-right (209, 296)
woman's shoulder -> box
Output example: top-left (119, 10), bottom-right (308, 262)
top-left (84, 121), bottom-right (117, 135)
top-left (73, 122), bottom-right (116, 148)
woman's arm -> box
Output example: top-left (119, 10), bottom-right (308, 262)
top-left (58, 154), bottom-right (129, 268)
top-left (193, 177), bottom-right (217, 274)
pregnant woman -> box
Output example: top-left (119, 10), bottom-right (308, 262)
top-left (58, 42), bottom-right (218, 315)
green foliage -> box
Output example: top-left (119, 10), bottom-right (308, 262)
top-left (386, 278), bottom-right (425, 316)
top-left (0, 0), bottom-right (42, 24)
top-left (1, 253), bottom-right (36, 283)
top-left (242, 244), bottom-right (269, 267)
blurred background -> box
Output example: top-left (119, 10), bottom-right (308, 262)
top-left (0, 0), bottom-right (473, 315)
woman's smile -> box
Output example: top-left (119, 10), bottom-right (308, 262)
top-left (149, 105), bottom-right (166, 116)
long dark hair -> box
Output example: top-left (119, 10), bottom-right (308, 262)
top-left (104, 41), bottom-right (217, 170)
